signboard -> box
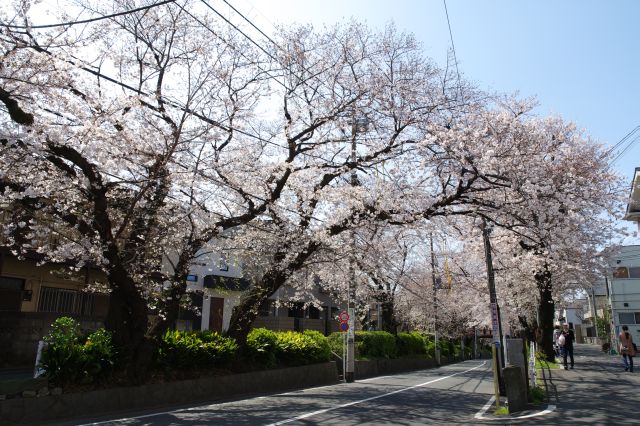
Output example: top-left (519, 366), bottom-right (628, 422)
top-left (339, 310), bottom-right (350, 332)
top-left (490, 303), bottom-right (500, 344)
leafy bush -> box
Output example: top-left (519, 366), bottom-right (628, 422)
top-left (82, 328), bottom-right (115, 382)
top-left (158, 330), bottom-right (237, 370)
top-left (40, 316), bottom-right (115, 385)
top-left (425, 337), bottom-right (436, 358)
top-left (246, 328), bottom-right (278, 367)
top-left (396, 332), bottom-right (427, 356)
top-left (439, 338), bottom-right (450, 357)
top-left (529, 385), bottom-right (546, 404)
top-left (357, 331), bottom-right (397, 359)
top-left (41, 317), bottom-right (84, 385)
top-left (275, 330), bottom-right (331, 366)
top-left (328, 332), bottom-right (345, 357)
top-left (302, 330), bottom-right (331, 362)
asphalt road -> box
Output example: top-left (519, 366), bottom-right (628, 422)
top-left (63, 360), bottom-right (495, 425)
top-left (55, 344), bottom-right (638, 425)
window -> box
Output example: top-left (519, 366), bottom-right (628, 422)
top-left (219, 253), bottom-right (229, 271)
top-left (635, 312), bottom-right (640, 325)
top-left (308, 306), bottom-right (321, 320)
top-left (38, 286), bottom-right (96, 316)
top-left (288, 303), bottom-right (305, 318)
top-left (619, 312), bottom-right (636, 325)
top-left (0, 276), bottom-right (24, 311)
top-left (613, 267), bottom-right (629, 279)
top-left (630, 267), bottom-right (640, 279)
top-left (258, 300), bottom-right (274, 317)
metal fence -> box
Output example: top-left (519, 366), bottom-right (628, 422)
top-left (38, 286), bottom-right (96, 316)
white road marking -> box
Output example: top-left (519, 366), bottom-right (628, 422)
top-left (474, 394), bottom-right (557, 420)
top-left (265, 361), bottom-right (488, 426)
top-left (474, 395), bottom-right (496, 419)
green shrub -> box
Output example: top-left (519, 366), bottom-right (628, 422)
top-left (328, 332), bottom-right (345, 357)
top-left (275, 330), bottom-right (330, 366)
top-left (529, 385), bottom-right (546, 404)
top-left (425, 337), bottom-right (435, 358)
top-left (82, 328), bottom-right (115, 382)
top-left (452, 341), bottom-right (462, 358)
top-left (396, 332), bottom-right (427, 356)
top-left (40, 316), bottom-right (116, 385)
top-left (439, 338), bottom-right (450, 357)
top-left (302, 330), bottom-right (331, 362)
top-left (41, 317), bottom-right (84, 385)
top-left (357, 331), bottom-right (397, 359)
top-left (246, 328), bottom-right (278, 367)
top-left (158, 330), bottom-right (237, 369)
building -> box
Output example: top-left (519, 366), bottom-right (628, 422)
top-left (607, 168), bottom-right (640, 348)
top-left (555, 300), bottom-right (586, 342)
top-left (582, 281), bottom-right (610, 344)
top-left (623, 167), bottom-right (640, 231)
top-left (0, 248), bottom-right (109, 366)
top-left (607, 246), bottom-right (640, 346)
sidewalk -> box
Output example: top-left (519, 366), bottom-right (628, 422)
top-left (525, 343), bottom-right (640, 424)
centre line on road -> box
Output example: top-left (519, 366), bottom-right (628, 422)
top-left (265, 361), bottom-right (488, 426)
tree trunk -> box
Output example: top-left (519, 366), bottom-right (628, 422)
top-left (104, 268), bottom-right (154, 383)
top-left (379, 293), bottom-right (398, 334)
top-left (227, 282), bottom-right (275, 345)
top-left (535, 267), bottom-right (555, 362)
top-left (227, 241), bottom-right (320, 345)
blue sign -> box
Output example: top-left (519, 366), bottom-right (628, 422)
top-left (340, 322), bottom-right (349, 332)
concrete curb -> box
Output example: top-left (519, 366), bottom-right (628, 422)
top-left (0, 362), bottom-right (339, 425)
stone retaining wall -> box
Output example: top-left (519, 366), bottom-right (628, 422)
top-left (0, 362), bottom-right (339, 425)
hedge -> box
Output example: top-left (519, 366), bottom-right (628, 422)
top-left (158, 329), bottom-right (238, 369)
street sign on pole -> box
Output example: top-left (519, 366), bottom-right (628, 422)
top-left (340, 322), bottom-right (349, 332)
top-left (339, 311), bottom-right (349, 322)
top-left (490, 302), bottom-right (500, 344)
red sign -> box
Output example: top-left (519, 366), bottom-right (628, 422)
top-left (339, 311), bottom-right (349, 322)
top-left (340, 322), bottom-right (349, 332)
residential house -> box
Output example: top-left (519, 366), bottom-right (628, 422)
top-left (607, 168), bottom-right (640, 348)
top-left (582, 281), bottom-right (610, 344)
top-left (555, 300), bottom-right (585, 342)
top-left (607, 246), bottom-right (640, 346)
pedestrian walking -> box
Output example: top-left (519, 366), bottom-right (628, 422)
top-left (619, 325), bottom-right (636, 372)
top-left (561, 324), bottom-right (575, 370)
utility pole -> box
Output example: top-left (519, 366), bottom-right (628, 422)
top-left (482, 220), bottom-right (505, 396)
top-left (345, 113), bottom-right (368, 383)
top-left (430, 232), bottom-right (440, 366)
top-left (591, 287), bottom-right (599, 340)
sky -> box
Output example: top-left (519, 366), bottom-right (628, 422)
top-left (225, 0), bottom-right (640, 242)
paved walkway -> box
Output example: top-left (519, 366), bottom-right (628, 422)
top-left (501, 343), bottom-right (640, 424)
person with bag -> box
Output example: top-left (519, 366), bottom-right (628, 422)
top-left (619, 325), bottom-right (636, 372)
top-left (560, 324), bottom-right (575, 370)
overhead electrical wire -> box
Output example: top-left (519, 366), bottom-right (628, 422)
top-left (443, 0), bottom-right (463, 101)
top-left (1, 0), bottom-right (176, 29)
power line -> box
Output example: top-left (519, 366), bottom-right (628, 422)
top-left (604, 125), bottom-right (640, 156)
top-left (610, 131), bottom-right (640, 166)
top-left (199, 0), bottom-right (281, 66)
top-left (1, 0), bottom-right (177, 29)
top-left (443, 0), bottom-right (463, 100)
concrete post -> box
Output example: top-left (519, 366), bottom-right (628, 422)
top-left (503, 366), bottom-right (527, 413)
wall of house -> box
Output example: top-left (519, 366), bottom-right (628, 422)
top-left (609, 245), bottom-right (640, 346)
top-left (0, 254), bottom-right (109, 366)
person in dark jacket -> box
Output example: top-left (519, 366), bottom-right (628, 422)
top-left (562, 324), bottom-right (575, 370)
